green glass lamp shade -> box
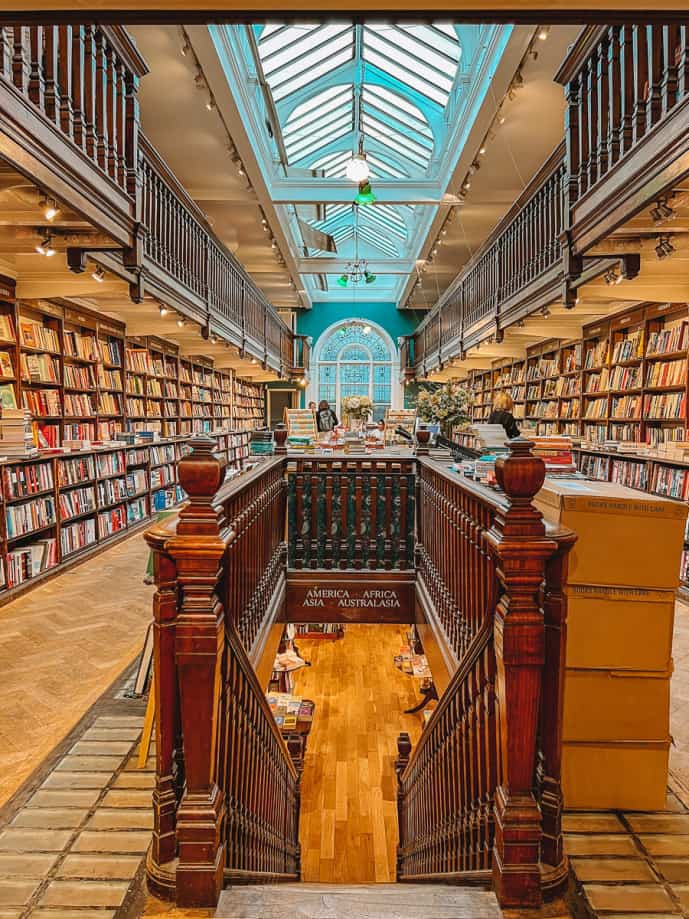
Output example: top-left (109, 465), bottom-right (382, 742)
top-left (364, 271), bottom-right (376, 284)
top-left (336, 274), bottom-right (349, 288)
top-left (355, 181), bottom-right (376, 205)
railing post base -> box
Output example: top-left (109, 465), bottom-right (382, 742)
top-left (492, 786), bottom-right (542, 908)
top-left (175, 787), bottom-right (225, 908)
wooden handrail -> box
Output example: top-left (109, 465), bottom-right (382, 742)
top-left (145, 442), bottom-right (298, 908)
top-left (398, 441), bottom-right (575, 909)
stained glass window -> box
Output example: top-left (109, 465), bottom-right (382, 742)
top-left (315, 323), bottom-right (395, 421)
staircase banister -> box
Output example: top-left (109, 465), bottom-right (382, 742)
top-left (225, 620), bottom-right (299, 784)
top-left (399, 618), bottom-right (493, 785)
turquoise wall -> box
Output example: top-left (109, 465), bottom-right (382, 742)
top-left (297, 301), bottom-right (422, 344)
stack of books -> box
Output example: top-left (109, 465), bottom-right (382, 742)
top-left (0, 409), bottom-right (37, 457)
top-left (530, 435), bottom-right (577, 475)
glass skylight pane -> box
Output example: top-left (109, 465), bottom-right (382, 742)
top-left (287, 117), bottom-right (352, 161)
top-left (363, 37), bottom-right (449, 105)
top-left (286, 84), bottom-right (350, 121)
top-left (286, 95), bottom-right (352, 137)
top-left (285, 109), bottom-right (352, 155)
top-left (363, 85), bottom-right (433, 138)
top-left (261, 24), bottom-right (346, 73)
top-left (364, 207), bottom-right (406, 237)
top-left (363, 82), bottom-right (428, 121)
top-left (399, 24), bottom-right (461, 63)
top-left (362, 114), bottom-right (428, 167)
top-left (363, 102), bottom-right (433, 155)
top-left (365, 153), bottom-right (407, 178)
top-left (271, 45), bottom-right (353, 101)
top-left (365, 30), bottom-right (454, 95)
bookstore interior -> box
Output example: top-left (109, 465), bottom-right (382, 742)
top-left (3, 10), bottom-right (689, 919)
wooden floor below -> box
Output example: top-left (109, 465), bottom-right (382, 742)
top-left (0, 532), bottom-right (153, 808)
top-left (291, 624), bottom-right (425, 884)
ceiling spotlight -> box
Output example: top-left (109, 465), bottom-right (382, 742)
top-left (159, 305), bottom-right (169, 316)
top-left (206, 95), bottom-right (215, 111)
top-left (517, 319), bottom-right (525, 328)
top-left (237, 162), bottom-right (245, 176)
top-left (541, 306), bottom-right (551, 318)
top-left (36, 234), bottom-right (55, 257)
top-left (251, 357), bottom-right (258, 365)
top-left (299, 377), bottom-right (306, 386)
top-left (42, 196), bottom-right (59, 221)
top-left (538, 27), bottom-right (549, 40)
top-left (655, 235), bottom-right (675, 260)
top-left (91, 266), bottom-right (105, 283)
top-left (345, 153), bottom-right (370, 184)
top-left (604, 268), bottom-right (618, 285)
top-left (479, 145), bottom-right (487, 155)
top-left (176, 315), bottom-right (185, 328)
top-left (441, 228), bottom-right (448, 236)
top-left (181, 38), bottom-right (191, 56)
top-left (210, 334), bottom-right (218, 344)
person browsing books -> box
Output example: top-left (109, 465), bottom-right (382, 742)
top-left (316, 399), bottom-right (338, 432)
top-left (488, 391), bottom-right (520, 439)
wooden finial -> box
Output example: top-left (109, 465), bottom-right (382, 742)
top-left (177, 434), bottom-right (227, 535)
top-left (494, 437), bottom-right (546, 537)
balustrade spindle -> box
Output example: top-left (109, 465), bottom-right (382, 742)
top-left (27, 26), bottom-right (44, 107)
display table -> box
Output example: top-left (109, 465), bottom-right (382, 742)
top-left (394, 647), bottom-right (437, 716)
top-left (266, 692), bottom-right (315, 769)
top-left (535, 477), bottom-right (688, 810)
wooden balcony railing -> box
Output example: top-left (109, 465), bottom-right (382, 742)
top-left (397, 443), bottom-right (574, 907)
top-left (557, 26), bottom-right (689, 252)
top-left (145, 441), bottom-right (298, 907)
top-left (286, 456), bottom-right (415, 571)
top-left (139, 137), bottom-right (292, 371)
top-left (408, 145), bottom-right (566, 374)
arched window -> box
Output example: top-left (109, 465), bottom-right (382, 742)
top-left (312, 321), bottom-right (398, 421)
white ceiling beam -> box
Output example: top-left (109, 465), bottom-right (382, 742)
top-left (296, 257), bottom-right (415, 274)
top-left (269, 178), bottom-right (462, 205)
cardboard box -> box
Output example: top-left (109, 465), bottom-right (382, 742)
top-left (566, 585), bottom-right (675, 671)
top-left (535, 478), bottom-right (687, 589)
top-left (562, 739), bottom-right (669, 810)
top-left (563, 666), bottom-right (671, 742)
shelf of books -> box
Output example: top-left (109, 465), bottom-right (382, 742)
top-left (0, 296), bottom-right (269, 600)
top-left (0, 428), bottom-right (252, 599)
top-left (464, 301), bottom-right (689, 594)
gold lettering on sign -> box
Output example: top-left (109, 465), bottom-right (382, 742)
top-left (301, 587), bottom-right (402, 609)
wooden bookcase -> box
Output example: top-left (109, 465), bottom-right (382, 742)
top-left (467, 303), bottom-right (689, 445)
top-left (0, 429), bottom-right (252, 602)
top-left (0, 296), bottom-right (269, 603)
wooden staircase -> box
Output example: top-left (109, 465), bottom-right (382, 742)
top-left (214, 884), bottom-right (502, 918)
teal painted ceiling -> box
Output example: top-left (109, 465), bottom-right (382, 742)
top-left (212, 22), bottom-right (512, 304)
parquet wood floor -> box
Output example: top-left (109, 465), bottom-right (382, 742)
top-left (0, 533), bottom-right (152, 808)
top-left (291, 624), bottom-right (425, 885)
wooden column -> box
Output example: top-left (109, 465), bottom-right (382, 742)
top-left (488, 438), bottom-right (556, 909)
top-left (144, 522), bottom-right (181, 901)
top-left (167, 435), bottom-right (228, 908)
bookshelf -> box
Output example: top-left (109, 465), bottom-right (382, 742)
top-left (0, 429), bottom-right (252, 600)
top-left (0, 299), bottom-right (267, 449)
top-left (466, 303), bottom-right (689, 445)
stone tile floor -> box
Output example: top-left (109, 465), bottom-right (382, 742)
top-left (0, 709), bottom-right (150, 919)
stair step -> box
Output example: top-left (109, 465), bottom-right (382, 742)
top-left (215, 883), bottom-right (502, 919)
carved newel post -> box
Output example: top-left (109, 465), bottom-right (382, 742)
top-left (415, 428), bottom-right (430, 456)
top-left (167, 435), bottom-right (227, 907)
top-left (488, 438), bottom-right (556, 908)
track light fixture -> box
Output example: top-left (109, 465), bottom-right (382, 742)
top-left (205, 95), bottom-right (215, 111)
top-left (36, 233), bottom-right (55, 257)
top-left (91, 266), bottom-right (105, 283)
top-left (159, 305), bottom-right (169, 317)
top-left (176, 315), bottom-right (185, 328)
top-left (41, 195), bottom-right (59, 221)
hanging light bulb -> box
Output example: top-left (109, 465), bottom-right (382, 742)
top-left (345, 153), bottom-right (370, 184)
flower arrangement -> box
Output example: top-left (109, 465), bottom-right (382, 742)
top-left (341, 395), bottom-right (373, 420)
top-left (416, 382), bottom-right (471, 434)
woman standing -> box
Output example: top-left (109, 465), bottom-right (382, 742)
top-left (488, 391), bottom-right (520, 439)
